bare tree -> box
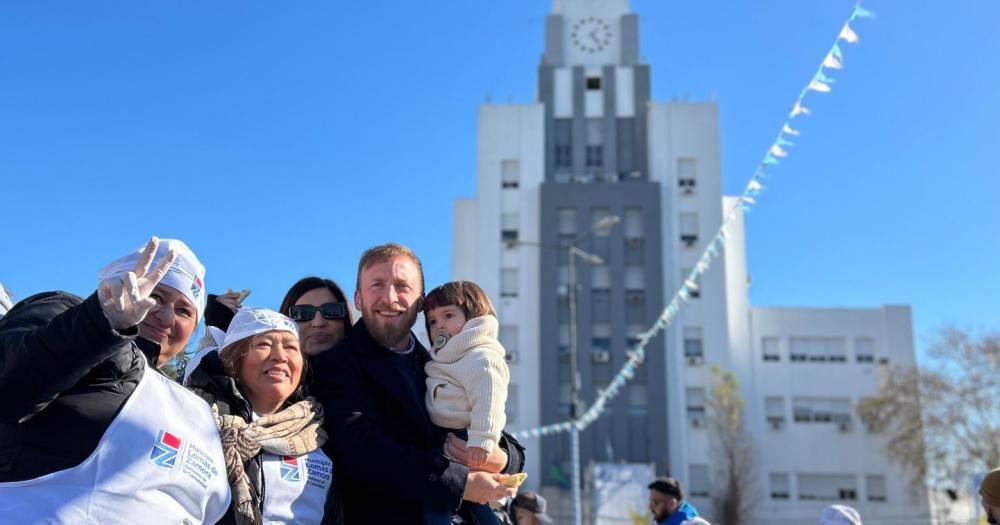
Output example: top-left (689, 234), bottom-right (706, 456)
top-left (707, 365), bottom-right (758, 525)
top-left (856, 327), bottom-right (1000, 491)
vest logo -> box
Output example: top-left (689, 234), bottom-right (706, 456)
top-left (280, 456), bottom-right (302, 482)
top-left (150, 430), bottom-right (182, 469)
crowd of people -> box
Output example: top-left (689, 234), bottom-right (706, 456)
top-left (0, 237), bottom-right (522, 524)
top-left (0, 236), bottom-right (985, 525)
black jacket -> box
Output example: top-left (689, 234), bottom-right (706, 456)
top-left (311, 318), bottom-right (525, 525)
top-left (185, 350), bottom-right (343, 525)
top-left (0, 291), bottom-right (159, 481)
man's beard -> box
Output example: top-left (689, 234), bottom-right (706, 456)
top-left (362, 300), bottom-right (418, 350)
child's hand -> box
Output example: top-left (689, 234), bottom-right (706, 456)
top-left (467, 446), bottom-right (489, 467)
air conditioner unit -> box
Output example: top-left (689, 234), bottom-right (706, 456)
top-left (686, 355), bottom-right (704, 366)
top-left (627, 293), bottom-right (643, 305)
top-left (767, 417), bottom-right (785, 430)
top-left (505, 351), bottom-right (519, 365)
top-left (838, 422), bottom-right (852, 433)
top-left (593, 350), bottom-right (611, 363)
top-left (680, 234), bottom-right (698, 247)
top-left (626, 237), bottom-right (643, 248)
top-left (628, 170), bottom-right (642, 179)
top-left (691, 418), bottom-right (704, 428)
top-left (607, 173), bottom-right (620, 183)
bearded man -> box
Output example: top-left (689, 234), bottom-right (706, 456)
top-left (311, 243), bottom-right (525, 524)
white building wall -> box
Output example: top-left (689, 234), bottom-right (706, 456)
top-left (454, 103), bottom-right (545, 489)
top-left (648, 101), bottom-right (730, 494)
top-left (745, 305), bottom-right (928, 524)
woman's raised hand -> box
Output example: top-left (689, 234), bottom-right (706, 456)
top-left (98, 237), bottom-right (176, 330)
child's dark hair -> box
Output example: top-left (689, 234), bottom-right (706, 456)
top-left (423, 281), bottom-right (497, 333)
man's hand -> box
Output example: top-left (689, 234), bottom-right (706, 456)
top-left (98, 237), bottom-right (175, 331)
top-left (463, 472), bottom-right (517, 505)
top-left (446, 433), bottom-right (507, 473)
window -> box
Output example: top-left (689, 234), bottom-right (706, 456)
top-left (628, 384), bottom-right (647, 416)
top-left (624, 208), bottom-right (644, 237)
top-left (558, 208), bottom-right (577, 235)
top-left (558, 383), bottom-right (571, 416)
top-left (792, 397), bottom-right (852, 425)
top-left (855, 337), bottom-right (875, 363)
top-left (762, 337), bottom-right (781, 362)
top-left (866, 475), bottom-right (887, 502)
top-left (501, 159), bottom-right (520, 189)
top-left (499, 325), bottom-right (518, 353)
top-left (765, 397), bottom-right (785, 428)
top-left (500, 269), bottom-right (518, 298)
top-left (770, 473), bottom-right (791, 500)
top-left (789, 337), bottom-right (847, 363)
top-left (680, 213), bottom-right (699, 247)
top-left (625, 237), bottom-right (644, 265)
top-left (682, 268), bottom-right (700, 299)
top-left (592, 288), bottom-right (611, 323)
top-left (586, 76), bottom-right (602, 90)
top-left (689, 464), bottom-right (710, 498)
top-left (506, 383), bottom-right (518, 424)
top-left (501, 213), bottom-right (519, 242)
top-left (684, 327), bottom-right (704, 363)
top-left (798, 474), bottom-right (857, 501)
top-left (625, 290), bottom-right (645, 323)
top-left (677, 158), bottom-right (697, 195)
top-left (557, 294), bottom-right (570, 322)
top-left (555, 145), bottom-right (572, 169)
top-left (585, 145), bottom-right (603, 168)
top-left (591, 265), bottom-right (611, 289)
top-left (686, 387), bottom-right (706, 428)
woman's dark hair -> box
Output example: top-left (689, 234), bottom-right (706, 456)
top-left (279, 276), bottom-right (354, 325)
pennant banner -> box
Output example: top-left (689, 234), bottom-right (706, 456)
top-left (512, 1), bottom-right (875, 441)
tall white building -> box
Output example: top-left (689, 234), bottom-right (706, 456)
top-left (453, 1), bottom-right (930, 523)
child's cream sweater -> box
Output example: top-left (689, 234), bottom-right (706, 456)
top-left (424, 315), bottom-right (509, 453)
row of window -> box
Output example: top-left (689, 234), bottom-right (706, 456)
top-left (766, 397), bottom-right (854, 431)
top-left (761, 336), bottom-right (888, 365)
top-left (498, 157), bottom-right (698, 192)
top-left (684, 468), bottom-right (888, 503)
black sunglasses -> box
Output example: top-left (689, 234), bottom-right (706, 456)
top-left (288, 302), bottom-right (348, 322)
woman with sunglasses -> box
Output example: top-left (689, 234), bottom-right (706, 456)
top-left (279, 277), bottom-right (353, 356)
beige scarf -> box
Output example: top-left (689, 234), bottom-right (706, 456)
top-left (212, 397), bottom-right (327, 525)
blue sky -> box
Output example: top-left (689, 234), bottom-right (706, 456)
top-left (1, 1), bottom-right (997, 356)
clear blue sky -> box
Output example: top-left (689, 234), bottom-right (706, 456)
top-left (1, 1), bottom-right (996, 356)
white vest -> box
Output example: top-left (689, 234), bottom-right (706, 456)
top-left (260, 448), bottom-right (333, 524)
top-left (0, 358), bottom-right (231, 524)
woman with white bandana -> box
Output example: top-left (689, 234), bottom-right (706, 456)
top-left (185, 308), bottom-right (338, 525)
top-left (0, 237), bottom-right (231, 524)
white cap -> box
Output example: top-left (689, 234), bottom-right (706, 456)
top-left (98, 238), bottom-right (207, 320)
top-left (0, 282), bottom-right (13, 316)
top-left (820, 505), bottom-right (862, 525)
top-left (221, 308), bottom-right (299, 353)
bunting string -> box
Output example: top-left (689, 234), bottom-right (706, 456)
top-left (513, 2), bottom-right (875, 440)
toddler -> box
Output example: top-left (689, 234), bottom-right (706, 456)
top-left (423, 281), bottom-right (510, 469)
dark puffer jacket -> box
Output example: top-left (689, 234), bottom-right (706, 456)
top-left (0, 291), bottom-right (160, 481)
top-left (185, 349), bottom-right (343, 525)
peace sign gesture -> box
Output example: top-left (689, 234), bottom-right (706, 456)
top-left (98, 237), bottom-right (177, 331)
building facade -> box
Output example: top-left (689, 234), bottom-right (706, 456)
top-left (453, 1), bottom-right (930, 523)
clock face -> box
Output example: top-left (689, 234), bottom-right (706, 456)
top-left (571, 16), bottom-right (612, 54)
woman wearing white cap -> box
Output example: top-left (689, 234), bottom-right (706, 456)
top-left (0, 237), bottom-right (231, 524)
top-left (185, 307), bottom-right (337, 525)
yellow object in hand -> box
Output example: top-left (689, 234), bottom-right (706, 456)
top-left (500, 473), bottom-right (528, 488)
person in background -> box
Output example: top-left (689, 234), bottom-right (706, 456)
top-left (648, 477), bottom-right (700, 525)
top-left (510, 492), bottom-right (552, 525)
top-left (819, 504), bottom-right (862, 525)
top-left (185, 307), bottom-right (338, 524)
top-left (280, 276), bottom-right (353, 357)
top-left (981, 469), bottom-right (1000, 525)
top-left (0, 237), bottom-right (230, 523)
